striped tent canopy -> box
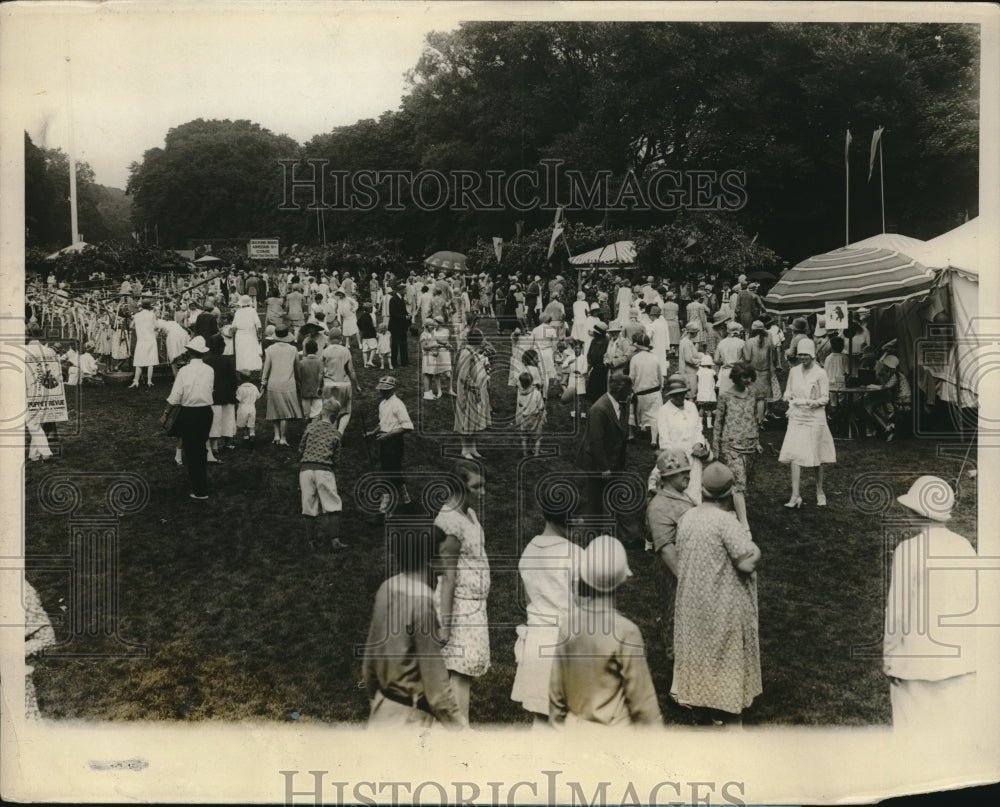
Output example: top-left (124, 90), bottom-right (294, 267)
top-left (763, 246), bottom-right (935, 314)
top-left (569, 240), bottom-right (636, 266)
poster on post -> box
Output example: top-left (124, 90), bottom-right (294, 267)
top-left (24, 342), bottom-right (68, 423)
top-left (824, 300), bottom-right (849, 331)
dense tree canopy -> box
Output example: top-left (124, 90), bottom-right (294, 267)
top-left (126, 119), bottom-right (306, 249)
top-left (118, 22), bottom-right (978, 265)
top-left (25, 133), bottom-right (134, 249)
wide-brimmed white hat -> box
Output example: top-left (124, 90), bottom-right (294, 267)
top-left (897, 476), bottom-right (954, 521)
top-left (581, 535), bottom-right (632, 593)
top-left (185, 336), bottom-right (209, 354)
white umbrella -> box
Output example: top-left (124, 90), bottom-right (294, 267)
top-left (193, 255), bottom-right (223, 264)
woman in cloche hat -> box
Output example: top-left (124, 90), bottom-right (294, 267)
top-left (549, 535), bottom-right (662, 728)
top-left (671, 462), bottom-right (762, 725)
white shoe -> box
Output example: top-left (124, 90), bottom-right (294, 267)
top-left (423, 391), bottom-right (436, 400)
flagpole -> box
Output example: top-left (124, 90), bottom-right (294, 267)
top-left (879, 137), bottom-right (886, 234)
top-left (845, 129), bottom-right (851, 247)
top-left (65, 47), bottom-right (80, 245)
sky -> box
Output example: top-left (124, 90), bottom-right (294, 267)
top-left (6, 2), bottom-right (454, 188)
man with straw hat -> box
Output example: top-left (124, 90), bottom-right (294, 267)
top-left (549, 535), bottom-right (662, 728)
top-left (366, 375), bottom-right (414, 516)
top-left (883, 476), bottom-right (978, 736)
top-left (628, 333), bottom-right (663, 448)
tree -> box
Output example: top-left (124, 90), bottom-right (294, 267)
top-left (126, 119), bottom-right (307, 248)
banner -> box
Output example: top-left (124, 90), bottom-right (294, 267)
top-left (868, 126), bottom-right (884, 182)
top-left (547, 225), bottom-right (564, 260)
top-left (24, 343), bottom-right (68, 423)
top-left (248, 238), bottom-right (279, 259)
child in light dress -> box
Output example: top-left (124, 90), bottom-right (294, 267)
top-left (696, 354), bottom-right (717, 429)
top-left (515, 371), bottom-right (546, 456)
top-left (376, 323), bottom-right (392, 369)
top-left (235, 372), bottom-right (263, 445)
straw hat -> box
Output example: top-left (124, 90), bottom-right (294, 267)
top-left (581, 535), bottom-right (632, 593)
top-left (185, 336), bottom-right (209, 354)
top-left (726, 321), bottom-right (743, 333)
top-left (273, 327), bottom-right (294, 343)
top-left (664, 377), bottom-right (689, 397)
top-left (376, 375), bottom-right (398, 391)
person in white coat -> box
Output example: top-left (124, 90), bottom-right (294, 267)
top-left (571, 292), bottom-right (590, 342)
top-left (647, 303), bottom-right (670, 377)
top-left (883, 476), bottom-right (978, 738)
top-left (615, 280), bottom-right (633, 324)
top-left (650, 376), bottom-right (711, 503)
top-left (129, 296), bottom-right (159, 388)
top-left (628, 334), bottom-right (663, 447)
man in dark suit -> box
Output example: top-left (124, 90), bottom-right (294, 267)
top-left (388, 284), bottom-right (410, 367)
top-left (578, 373), bottom-right (634, 520)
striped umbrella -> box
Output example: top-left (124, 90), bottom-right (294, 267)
top-left (763, 246), bottom-right (936, 314)
top-left (423, 250), bottom-right (467, 272)
top-left (568, 240), bottom-right (636, 266)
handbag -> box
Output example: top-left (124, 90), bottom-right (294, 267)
top-left (160, 402), bottom-right (180, 431)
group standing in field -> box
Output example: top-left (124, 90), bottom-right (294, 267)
top-left (27, 259), bottom-right (972, 732)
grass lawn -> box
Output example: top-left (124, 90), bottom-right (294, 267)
top-left (25, 320), bottom-right (978, 726)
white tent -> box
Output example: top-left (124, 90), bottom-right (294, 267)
top-left (916, 219), bottom-right (979, 409)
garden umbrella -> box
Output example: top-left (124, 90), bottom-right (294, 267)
top-left (424, 251), bottom-right (467, 271)
top-left (194, 255), bottom-right (223, 264)
top-left (747, 270), bottom-right (777, 282)
top-left (568, 240), bottom-right (636, 267)
top-left (763, 246), bottom-right (935, 315)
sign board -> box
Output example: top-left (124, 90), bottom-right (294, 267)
top-left (248, 239), bottom-right (279, 259)
top-left (24, 343), bottom-right (68, 423)
top-left (824, 300), bottom-right (849, 331)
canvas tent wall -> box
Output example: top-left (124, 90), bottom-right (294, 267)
top-left (871, 219), bottom-right (980, 409)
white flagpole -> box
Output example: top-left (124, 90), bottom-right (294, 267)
top-left (879, 137), bottom-right (886, 234)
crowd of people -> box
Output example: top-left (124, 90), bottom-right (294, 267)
top-left (26, 258), bottom-right (970, 732)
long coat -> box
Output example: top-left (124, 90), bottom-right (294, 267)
top-left (578, 393), bottom-right (628, 474)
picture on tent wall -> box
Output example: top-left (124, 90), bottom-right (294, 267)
top-left (825, 301), bottom-right (848, 331)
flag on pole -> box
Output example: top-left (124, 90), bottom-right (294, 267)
top-left (845, 129), bottom-right (852, 166)
top-left (868, 127), bottom-right (884, 182)
top-left (492, 237), bottom-right (503, 263)
top-left (547, 225), bottom-right (564, 259)
top-left (546, 207), bottom-right (565, 259)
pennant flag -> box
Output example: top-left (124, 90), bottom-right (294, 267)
top-left (845, 129), bottom-right (852, 166)
top-left (868, 126), bottom-right (884, 182)
top-left (492, 237), bottom-right (503, 263)
top-left (514, 220), bottom-right (524, 240)
top-left (547, 224), bottom-right (564, 260)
